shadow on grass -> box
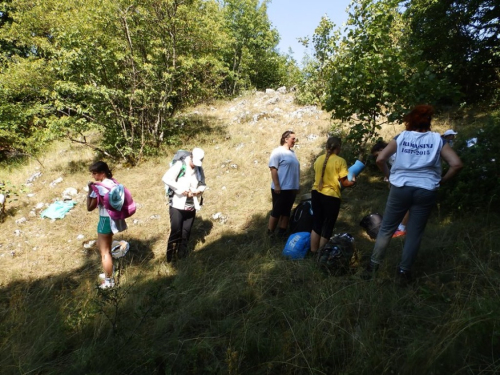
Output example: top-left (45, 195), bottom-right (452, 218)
top-left (1, 165), bottom-right (499, 375)
top-left (65, 159), bottom-right (92, 175)
top-left (163, 114), bottom-right (230, 147)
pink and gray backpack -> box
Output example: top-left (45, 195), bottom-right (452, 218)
top-left (91, 178), bottom-right (136, 220)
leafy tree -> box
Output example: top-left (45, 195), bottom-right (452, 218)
top-left (1, 0), bottom-right (231, 162)
top-left (295, 16), bottom-right (339, 105)
top-left (0, 0), bottom-right (296, 163)
top-left (403, 0), bottom-right (500, 105)
top-left (301, 0), bottom-right (459, 159)
top-left (323, 0), bottom-right (409, 159)
top-left (439, 111), bottom-right (500, 213)
top-left (221, 0), bottom-right (287, 92)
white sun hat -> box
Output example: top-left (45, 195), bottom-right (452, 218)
top-left (111, 240), bottom-right (130, 259)
top-left (192, 148), bottom-right (205, 167)
top-left (443, 129), bottom-right (458, 136)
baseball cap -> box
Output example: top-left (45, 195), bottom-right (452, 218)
top-left (192, 148), bottom-right (204, 167)
top-left (443, 129), bottom-right (458, 136)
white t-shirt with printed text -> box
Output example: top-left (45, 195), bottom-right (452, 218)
top-left (389, 131), bottom-right (443, 191)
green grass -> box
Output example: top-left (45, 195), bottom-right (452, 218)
top-left (0, 98), bottom-right (499, 374)
top-left (2, 212), bottom-right (498, 374)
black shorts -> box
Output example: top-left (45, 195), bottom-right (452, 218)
top-left (271, 189), bottom-right (296, 218)
top-left (311, 190), bottom-right (341, 238)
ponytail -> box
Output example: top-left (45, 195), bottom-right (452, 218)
top-left (318, 151), bottom-right (332, 191)
top-left (318, 137), bottom-right (341, 191)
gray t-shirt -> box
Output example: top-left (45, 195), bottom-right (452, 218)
top-left (269, 146), bottom-right (300, 190)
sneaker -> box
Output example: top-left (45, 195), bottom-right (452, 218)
top-left (99, 266), bottom-right (115, 280)
top-left (99, 278), bottom-right (115, 289)
top-left (392, 230), bottom-right (406, 238)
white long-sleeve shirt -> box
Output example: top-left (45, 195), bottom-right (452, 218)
top-left (162, 158), bottom-right (205, 210)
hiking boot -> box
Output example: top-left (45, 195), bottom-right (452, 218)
top-left (360, 261), bottom-right (379, 280)
top-left (99, 278), bottom-right (115, 289)
top-left (392, 230), bottom-right (406, 238)
top-left (396, 268), bottom-right (412, 286)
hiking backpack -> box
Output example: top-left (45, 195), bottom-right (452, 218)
top-left (91, 178), bottom-right (136, 220)
top-left (359, 213), bottom-right (383, 239)
top-left (289, 195), bottom-right (313, 234)
top-left (165, 150), bottom-right (206, 203)
top-left (317, 233), bottom-right (358, 275)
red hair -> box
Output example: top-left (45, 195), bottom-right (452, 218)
top-left (403, 105), bottom-right (434, 131)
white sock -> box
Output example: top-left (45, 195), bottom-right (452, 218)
top-left (398, 224), bottom-right (406, 231)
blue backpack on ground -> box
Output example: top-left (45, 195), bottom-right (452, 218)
top-left (282, 232), bottom-right (311, 259)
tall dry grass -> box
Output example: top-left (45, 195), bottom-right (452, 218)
top-left (0, 91), bottom-right (499, 374)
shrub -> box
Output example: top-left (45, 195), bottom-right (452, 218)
top-left (439, 111), bottom-right (500, 214)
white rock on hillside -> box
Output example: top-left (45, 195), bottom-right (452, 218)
top-left (62, 187), bottom-right (78, 200)
top-left (265, 97), bottom-right (279, 105)
top-left (26, 171), bottom-right (42, 184)
top-left (15, 217), bottom-right (27, 224)
top-left (50, 177), bottom-right (63, 188)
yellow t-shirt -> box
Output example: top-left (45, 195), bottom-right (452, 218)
top-left (312, 154), bottom-right (349, 198)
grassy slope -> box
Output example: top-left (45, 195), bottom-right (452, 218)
top-left (0, 91), bottom-right (499, 375)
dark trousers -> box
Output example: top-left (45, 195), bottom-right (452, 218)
top-left (167, 206), bottom-right (196, 261)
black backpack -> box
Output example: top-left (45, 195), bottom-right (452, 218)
top-left (317, 233), bottom-right (358, 275)
top-left (289, 195), bottom-right (313, 234)
top-left (359, 213), bottom-right (383, 239)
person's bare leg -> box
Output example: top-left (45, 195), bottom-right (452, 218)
top-left (268, 216), bottom-right (279, 232)
top-left (98, 233), bottom-right (113, 277)
top-left (278, 216), bottom-right (289, 230)
top-left (319, 236), bottom-right (329, 250)
top-left (310, 230), bottom-right (321, 252)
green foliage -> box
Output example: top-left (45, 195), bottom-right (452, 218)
top-left (404, 0), bottom-right (500, 105)
top-left (0, 0), bottom-right (296, 164)
top-left (221, 0), bottom-right (290, 92)
top-left (439, 111), bottom-right (500, 214)
top-left (295, 16), bottom-right (339, 106)
top-left (0, 57), bottom-right (59, 156)
top-left (299, 0), bottom-right (496, 159)
top-left (324, 0), bottom-right (410, 159)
